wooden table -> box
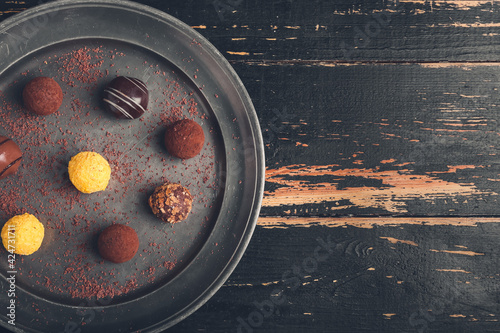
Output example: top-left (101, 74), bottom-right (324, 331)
top-left (1, 0), bottom-right (500, 332)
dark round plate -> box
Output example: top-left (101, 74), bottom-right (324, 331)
top-left (0, 1), bottom-right (264, 332)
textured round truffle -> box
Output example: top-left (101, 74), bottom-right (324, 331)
top-left (1, 213), bottom-right (44, 255)
top-left (0, 135), bottom-right (22, 180)
top-left (22, 77), bottom-right (63, 115)
top-left (98, 224), bottom-right (139, 263)
top-left (68, 152), bottom-right (111, 194)
top-left (164, 119), bottom-right (205, 159)
top-left (103, 76), bottom-right (148, 119)
top-left (148, 183), bottom-right (193, 223)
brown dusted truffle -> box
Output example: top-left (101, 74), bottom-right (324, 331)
top-left (22, 77), bottom-right (63, 115)
top-left (97, 224), bottom-right (139, 263)
top-left (148, 183), bottom-right (193, 223)
top-left (0, 135), bottom-right (22, 180)
top-left (164, 119), bottom-right (205, 159)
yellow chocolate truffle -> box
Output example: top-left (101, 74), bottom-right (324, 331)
top-left (68, 151), bottom-right (111, 194)
top-left (1, 213), bottom-right (44, 255)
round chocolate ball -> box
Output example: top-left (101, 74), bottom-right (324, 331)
top-left (164, 119), bottom-right (205, 159)
top-left (97, 224), bottom-right (139, 263)
top-left (22, 77), bottom-right (63, 115)
top-left (103, 76), bottom-right (148, 119)
top-left (0, 135), bottom-right (22, 180)
top-left (148, 183), bottom-right (193, 224)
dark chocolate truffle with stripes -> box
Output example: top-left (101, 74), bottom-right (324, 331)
top-left (103, 76), bottom-right (148, 119)
top-left (0, 135), bottom-right (22, 180)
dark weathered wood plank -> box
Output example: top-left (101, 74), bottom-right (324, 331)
top-left (168, 0), bottom-right (500, 62)
top-left (1, 2), bottom-right (500, 333)
top-left (0, 0), bottom-right (25, 17)
top-left (258, 216), bottom-right (500, 228)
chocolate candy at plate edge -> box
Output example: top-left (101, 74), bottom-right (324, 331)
top-left (103, 76), bottom-right (149, 119)
top-left (0, 135), bottom-right (22, 180)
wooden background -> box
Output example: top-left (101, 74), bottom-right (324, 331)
top-left (2, 0), bottom-right (500, 332)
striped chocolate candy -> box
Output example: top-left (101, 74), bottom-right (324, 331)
top-left (103, 76), bottom-right (148, 119)
top-left (0, 135), bottom-right (22, 180)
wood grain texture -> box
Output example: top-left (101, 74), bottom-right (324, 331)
top-left (1, 1), bottom-right (500, 333)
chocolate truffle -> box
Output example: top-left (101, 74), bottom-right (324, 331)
top-left (164, 119), bottom-right (205, 159)
top-left (149, 183), bottom-right (193, 224)
top-left (103, 76), bottom-right (148, 119)
top-left (97, 224), bottom-right (139, 263)
top-left (22, 77), bottom-right (63, 115)
top-left (0, 135), bottom-right (22, 180)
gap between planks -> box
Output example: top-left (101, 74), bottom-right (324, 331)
top-left (257, 216), bottom-right (500, 229)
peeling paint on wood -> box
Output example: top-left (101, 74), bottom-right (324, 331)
top-left (264, 164), bottom-right (494, 213)
top-left (435, 268), bottom-right (472, 273)
top-left (3, 1), bottom-right (500, 333)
